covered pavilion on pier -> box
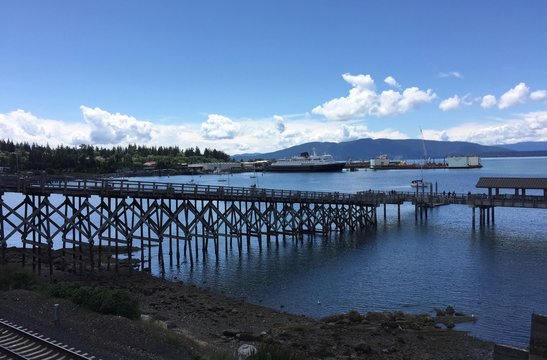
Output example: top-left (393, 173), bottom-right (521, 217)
top-left (476, 177), bottom-right (547, 197)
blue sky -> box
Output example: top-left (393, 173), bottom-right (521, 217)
top-left (1, 0), bottom-right (546, 154)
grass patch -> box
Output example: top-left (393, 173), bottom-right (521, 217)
top-left (0, 265), bottom-right (40, 291)
top-left (137, 320), bottom-right (235, 360)
top-left (0, 266), bottom-right (140, 320)
top-left (248, 344), bottom-right (305, 360)
top-left (48, 282), bottom-right (140, 319)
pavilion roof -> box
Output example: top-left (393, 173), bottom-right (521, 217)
top-left (476, 177), bottom-right (547, 189)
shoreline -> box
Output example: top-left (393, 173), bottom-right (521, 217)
top-left (1, 250), bottom-right (494, 359)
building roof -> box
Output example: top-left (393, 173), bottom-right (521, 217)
top-left (476, 177), bottom-right (547, 189)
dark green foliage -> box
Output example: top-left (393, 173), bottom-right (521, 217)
top-left (0, 140), bottom-right (232, 174)
top-left (248, 344), bottom-right (306, 360)
top-left (49, 282), bottom-right (140, 319)
top-left (0, 267), bottom-right (139, 320)
top-left (0, 265), bottom-right (39, 290)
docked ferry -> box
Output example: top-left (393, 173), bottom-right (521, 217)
top-left (267, 151), bottom-right (346, 172)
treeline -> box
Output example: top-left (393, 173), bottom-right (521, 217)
top-left (0, 140), bottom-right (232, 174)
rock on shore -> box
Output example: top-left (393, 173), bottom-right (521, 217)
top-left (0, 258), bottom-right (493, 359)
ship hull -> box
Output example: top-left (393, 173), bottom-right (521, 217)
top-left (266, 162), bottom-right (346, 172)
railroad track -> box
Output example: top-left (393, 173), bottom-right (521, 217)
top-left (0, 318), bottom-right (96, 359)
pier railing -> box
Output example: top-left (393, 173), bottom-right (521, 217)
top-left (0, 176), bottom-right (392, 205)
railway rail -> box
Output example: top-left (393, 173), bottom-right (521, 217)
top-left (0, 318), bottom-right (96, 360)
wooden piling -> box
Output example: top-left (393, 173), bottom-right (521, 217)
top-left (530, 313), bottom-right (547, 360)
top-left (493, 344), bottom-right (528, 360)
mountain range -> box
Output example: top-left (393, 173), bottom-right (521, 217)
top-left (234, 139), bottom-right (547, 161)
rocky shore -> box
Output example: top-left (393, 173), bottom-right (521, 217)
top-left (0, 259), bottom-right (494, 359)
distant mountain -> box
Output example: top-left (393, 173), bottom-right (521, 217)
top-left (496, 141), bottom-right (547, 152)
top-left (234, 138), bottom-right (516, 161)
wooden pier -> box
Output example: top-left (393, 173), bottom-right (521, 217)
top-left (0, 176), bottom-right (546, 277)
top-left (0, 177), bottom-right (381, 276)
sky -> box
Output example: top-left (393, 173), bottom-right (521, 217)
top-left (1, 0), bottom-right (547, 155)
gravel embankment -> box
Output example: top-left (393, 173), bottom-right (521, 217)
top-left (0, 260), bottom-right (494, 359)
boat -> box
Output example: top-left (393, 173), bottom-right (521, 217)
top-left (411, 179), bottom-right (432, 188)
top-left (411, 129), bottom-right (432, 189)
top-left (267, 151), bottom-right (346, 172)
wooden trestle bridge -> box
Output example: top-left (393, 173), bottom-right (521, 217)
top-left (0, 176), bottom-right (545, 277)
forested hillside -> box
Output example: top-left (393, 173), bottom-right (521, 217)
top-left (0, 140), bottom-right (231, 174)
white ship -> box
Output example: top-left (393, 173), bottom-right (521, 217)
top-left (267, 151), bottom-right (346, 172)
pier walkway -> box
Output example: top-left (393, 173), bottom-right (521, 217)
top-left (0, 176), bottom-right (545, 276)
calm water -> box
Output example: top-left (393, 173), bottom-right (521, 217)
top-left (3, 157), bottom-right (547, 346)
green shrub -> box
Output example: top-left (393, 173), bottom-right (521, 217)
top-left (49, 282), bottom-right (140, 319)
top-left (0, 265), bottom-right (39, 290)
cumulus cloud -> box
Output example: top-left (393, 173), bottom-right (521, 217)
top-left (273, 115), bottom-right (285, 133)
top-left (384, 76), bottom-right (401, 88)
top-left (498, 82), bottom-right (530, 109)
top-left (343, 73), bottom-right (375, 90)
top-left (312, 73), bottom-right (436, 121)
top-left (200, 114), bottom-right (241, 140)
top-left (481, 95), bottom-right (497, 109)
top-left (7, 103), bottom-right (547, 158)
top-left (438, 71), bottom-right (462, 79)
top-left (423, 111), bottom-right (547, 145)
top-left (438, 94), bottom-right (473, 111)
top-left (81, 105), bottom-right (153, 145)
top-left (439, 95), bottom-right (461, 111)
top-left (341, 124), bottom-right (407, 141)
top-left (395, 87), bottom-right (437, 113)
top-left (530, 90), bottom-right (547, 101)
top-left (0, 109), bottom-right (85, 146)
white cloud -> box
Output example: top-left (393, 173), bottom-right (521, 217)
top-left (375, 90), bottom-right (402, 116)
top-left (312, 73), bottom-right (436, 121)
top-left (423, 111), bottom-right (547, 145)
top-left (384, 76), bottom-right (401, 88)
top-left (0, 109), bottom-right (86, 146)
top-left (438, 71), bottom-right (462, 79)
top-left (438, 94), bottom-right (473, 111)
top-left (81, 106), bottom-right (153, 145)
top-left (481, 95), bottom-right (497, 109)
top-left (341, 124), bottom-right (407, 141)
top-left (396, 87), bottom-right (437, 113)
top-left (342, 73), bottom-right (375, 91)
top-left (200, 114), bottom-right (241, 140)
top-left (5, 103), bottom-right (547, 158)
top-left (498, 82), bottom-right (530, 109)
top-left (273, 115), bottom-right (285, 133)
top-left (530, 90), bottom-right (547, 101)
top-left (439, 95), bottom-right (461, 111)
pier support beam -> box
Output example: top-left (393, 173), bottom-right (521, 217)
top-left (472, 207), bottom-right (476, 229)
top-left (0, 192), bottom-right (4, 264)
top-left (530, 313), bottom-right (547, 360)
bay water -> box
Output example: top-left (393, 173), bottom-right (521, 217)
top-left (2, 157), bottom-right (546, 347)
top-left (149, 157), bottom-right (547, 347)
